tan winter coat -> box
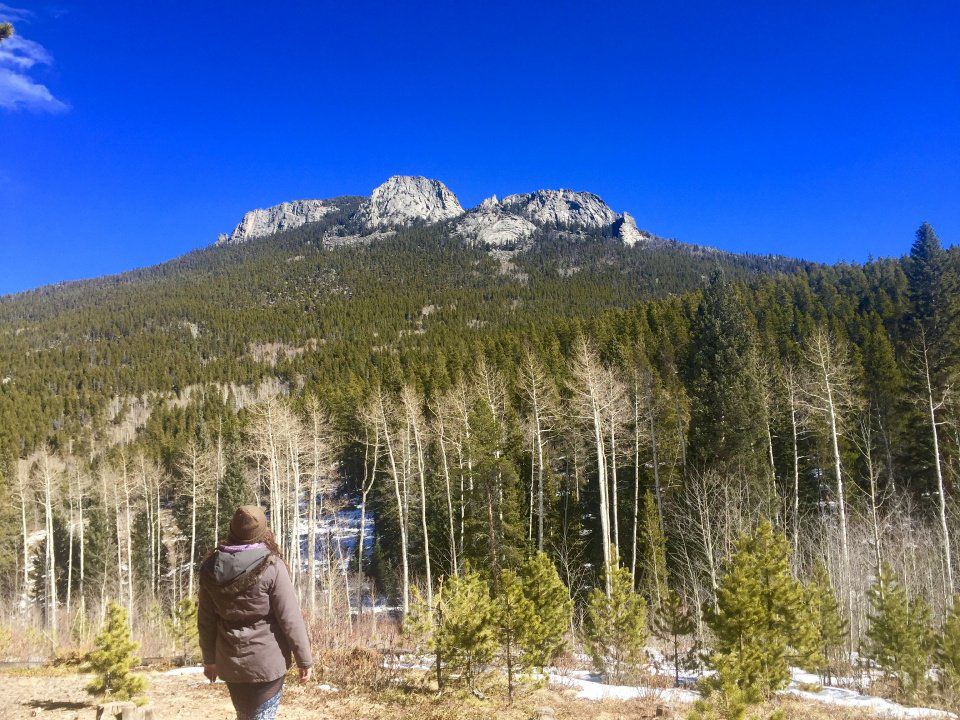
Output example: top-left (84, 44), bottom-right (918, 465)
top-left (197, 548), bottom-right (313, 683)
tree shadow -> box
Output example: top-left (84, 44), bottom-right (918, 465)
top-left (26, 699), bottom-right (90, 710)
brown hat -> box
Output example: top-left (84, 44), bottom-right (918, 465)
top-left (228, 505), bottom-right (269, 544)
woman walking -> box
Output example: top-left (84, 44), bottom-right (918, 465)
top-left (198, 505), bottom-right (313, 720)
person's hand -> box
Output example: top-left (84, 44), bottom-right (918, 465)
top-left (203, 663), bottom-right (218, 683)
top-left (299, 666), bottom-right (312, 684)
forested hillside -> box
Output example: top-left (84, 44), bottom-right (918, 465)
top-left (2, 214), bottom-right (958, 712)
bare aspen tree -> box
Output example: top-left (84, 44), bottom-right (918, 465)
top-left (357, 406), bottom-right (380, 583)
top-left (915, 329), bottom-right (954, 600)
top-left (375, 387), bottom-right (411, 615)
top-left (782, 364), bottom-right (805, 559)
top-left (606, 366), bottom-right (629, 559)
top-left (431, 392), bottom-right (460, 574)
top-left (520, 349), bottom-right (558, 553)
top-left (751, 351), bottom-right (780, 517)
top-left (801, 327), bottom-right (857, 641)
top-left (15, 458), bottom-right (32, 611)
top-left (33, 451), bottom-right (62, 639)
top-left (307, 399), bottom-right (334, 616)
top-left (179, 439), bottom-right (207, 599)
top-left (853, 415), bottom-right (886, 578)
top-left (569, 337), bottom-right (614, 596)
top-left (402, 386), bottom-right (433, 607)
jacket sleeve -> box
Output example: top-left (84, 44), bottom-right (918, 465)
top-left (269, 559), bottom-right (314, 668)
top-left (197, 581), bottom-right (218, 665)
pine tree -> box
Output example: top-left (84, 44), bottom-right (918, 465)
top-left (806, 561), bottom-right (848, 685)
top-left (407, 566), bottom-right (497, 691)
top-left (654, 585), bottom-right (696, 686)
top-left (865, 564), bottom-right (933, 699)
top-left (687, 271), bottom-right (765, 477)
top-left (493, 569), bottom-right (538, 701)
top-left (167, 597), bottom-right (200, 665)
top-left (516, 551), bottom-right (572, 670)
top-left (937, 597), bottom-right (960, 706)
top-left (85, 603), bottom-right (147, 701)
top-left (584, 554), bottom-right (648, 682)
top-left (640, 490), bottom-right (668, 610)
top-left (705, 520), bottom-right (815, 702)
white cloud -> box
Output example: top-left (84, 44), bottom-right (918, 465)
top-left (0, 4), bottom-right (68, 113)
top-left (0, 3), bottom-right (32, 22)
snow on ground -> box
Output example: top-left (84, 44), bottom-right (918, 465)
top-left (785, 685), bottom-right (954, 718)
top-left (548, 664), bottom-right (955, 718)
top-left (549, 669), bottom-right (698, 703)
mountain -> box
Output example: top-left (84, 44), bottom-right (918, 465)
top-left (355, 175), bottom-right (464, 230)
top-left (215, 176), bottom-right (663, 251)
top-left (217, 199), bottom-right (341, 245)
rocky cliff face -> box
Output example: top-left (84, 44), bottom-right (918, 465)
top-left (355, 175), bottom-right (464, 230)
top-left (454, 196), bottom-right (538, 247)
top-left (613, 212), bottom-right (647, 247)
top-left (218, 176), bottom-right (656, 250)
top-left (217, 199), bottom-right (338, 245)
top-left (498, 189), bottom-right (619, 229)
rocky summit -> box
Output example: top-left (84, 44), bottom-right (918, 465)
top-left (355, 175), bottom-right (464, 230)
top-left (498, 189), bottom-right (619, 229)
top-left (217, 175), bottom-right (658, 250)
top-left (217, 199), bottom-right (339, 245)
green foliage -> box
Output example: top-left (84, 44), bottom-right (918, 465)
top-left (516, 551), bottom-right (572, 669)
top-left (937, 598), bottom-right (960, 703)
top-left (407, 565), bottom-right (497, 690)
top-left (167, 597), bottom-right (199, 664)
top-left (806, 561), bottom-right (848, 683)
top-left (584, 555), bottom-right (648, 682)
top-left (705, 521), bottom-right (815, 703)
top-left (492, 569), bottom-right (538, 700)
top-left (85, 603), bottom-right (147, 701)
top-left (865, 563), bottom-right (933, 699)
top-left (654, 585), bottom-right (696, 687)
top-left (688, 272), bottom-right (765, 477)
top-left (640, 490), bottom-right (668, 610)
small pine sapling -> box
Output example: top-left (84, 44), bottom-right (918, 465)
top-left (806, 561), bottom-right (847, 685)
top-left (493, 568), bottom-right (538, 701)
top-left (866, 563), bottom-right (933, 700)
top-left (85, 603), bottom-right (147, 701)
top-left (517, 551), bottom-right (572, 670)
top-left (937, 597), bottom-right (960, 708)
top-left (654, 585), bottom-right (696, 687)
top-left (584, 552), bottom-right (648, 683)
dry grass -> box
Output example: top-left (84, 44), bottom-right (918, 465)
top-left (0, 665), bottom-right (930, 720)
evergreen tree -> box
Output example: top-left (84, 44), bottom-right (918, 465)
top-left (705, 520), bottom-right (816, 702)
top-left (654, 585), bottom-right (696, 687)
top-left (806, 561), bottom-right (848, 685)
top-left (407, 566), bottom-right (497, 691)
top-left (516, 551), bottom-right (572, 670)
top-left (167, 597), bottom-right (199, 665)
top-left (937, 597), bottom-right (960, 705)
top-left (905, 223), bottom-right (958, 346)
top-left (687, 272), bottom-right (765, 477)
top-left (640, 490), bottom-right (668, 610)
top-left (865, 563), bottom-right (933, 699)
top-left (493, 569), bottom-right (538, 701)
top-left (85, 603), bottom-right (147, 701)
top-left (584, 554), bottom-right (648, 682)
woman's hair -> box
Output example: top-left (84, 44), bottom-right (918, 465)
top-left (201, 526), bottom-right (289, 571)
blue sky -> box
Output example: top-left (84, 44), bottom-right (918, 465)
top-left (1, 1), bottom-right (958, 295)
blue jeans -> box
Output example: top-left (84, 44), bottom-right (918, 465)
top-left (238, 689), bottom-right (281, 720)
